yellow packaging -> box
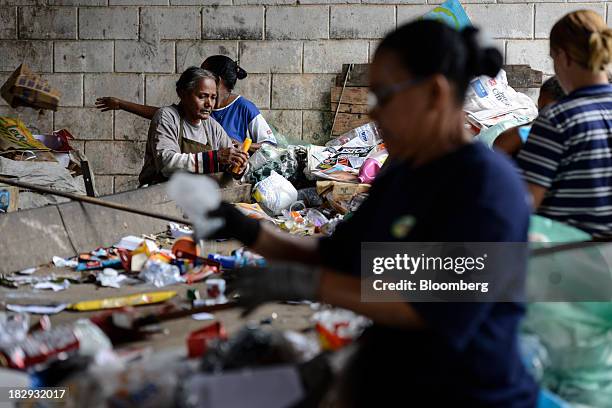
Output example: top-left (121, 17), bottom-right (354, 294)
top-left (69, 291), bottom-right (177, 311)
top-left (0, 116), bottom-right (49, 152)
top-left (1, 64), bottom-right (60, 111)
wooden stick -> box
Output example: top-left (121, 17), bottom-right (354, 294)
top-left (0, 176), bottom-right (192, 226)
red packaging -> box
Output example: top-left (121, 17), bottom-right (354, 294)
top-left (0, 325), bottom-right (79, 369)
top-left (186, 322), bottom-right (227, 359)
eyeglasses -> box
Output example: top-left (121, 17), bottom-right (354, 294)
top-left (368, 78), bottom-right (424, 110)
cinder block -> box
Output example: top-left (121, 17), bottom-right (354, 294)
top-left (172, 0), bottom-right (231, 4)
top-left (0, 7), bottom-right (16, 39)
top-left (94, 175), bottom-right (114, 196)
top-left (145, 74), bottom-right (180, 106)
top-left (54, 108), bottom-right (113, 140)
top-left (265, 6), bottom-right (329, 40)
top-left (499, 0), bottom-right (562, 3)
top-left (54, 41), bottom-right (114, 73)
top-left (110, 0), bottom-right (168, 5)
top-left (0, 1), bottom-right (45, 4)
top-left (86, 140), bottom-right (146, 175)
top-left (506, 40), bottom-right (553, 74)
top-left (331, 6), bottom-right (395, 39)
top-left (115, 41), bottom-right (174, 73)
top-left (0, 41), bottom-right (51, 72)
top-left (84, 74), bottom-right (144, 107)
top-left (46, 73), bottom-right (83, 107)
top-left (233, 0), bottom-right (294, 5)
top-left (114, 110), bottom-right (151, 141)
top-left (239, 41), bottom-right (302, 73)
top-left (202, 6), bottom-right (263, 40)
top-left (0, 106), bottom-right (52, 132)
top-left (369, 39), bottom-right (380, 62)
top-left (515, 87), bottom-right (540, 105)
top-left (535, 3), bottom-right (605, 39)
top-left (271, 74), bottom-right (335, 110)
top-left (140, 7), bottom-right (201, 41)
top-left (79, 7), bottom-right (138, 40)
top-left (362, 0), bottom-right (423, 4)
top-left (114, 175), bottom-right (140, 193)
top-left (19, 7), bottom-right (76, 39)
top-left (304, 40), bottom-right (369, 73)
top-left (300, 0), bottom-right (358, 4)
top-left (260, 109), bottom-right (302, 140)
top-left (49, 0), bottom-right (106, 5)
top-left (302, 110), bottom-right (332, 145)
top-left (396, 5), bottom-right (436, 26)
top-left (233, 74), bottom-right (270, 109)
top-left (176, 41), bottom-right (238, 72)
top-left (464, 4), bottom-right (533, 39)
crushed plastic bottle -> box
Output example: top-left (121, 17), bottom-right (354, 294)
top-left (139, 259), bottom-right (184, 288)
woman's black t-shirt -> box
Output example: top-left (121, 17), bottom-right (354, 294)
top-left (319, 142), bottom-right (539, 407)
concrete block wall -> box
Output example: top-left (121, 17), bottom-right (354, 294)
top-left (0, 1), bottom-right (607, 194)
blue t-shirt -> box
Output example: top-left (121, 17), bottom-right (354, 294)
top-left (517, 84), bottom-right (612, 238)
top-left (319, 142), bottom-right (538, 407)
top-left (211, 96), bottom-right (276, 145)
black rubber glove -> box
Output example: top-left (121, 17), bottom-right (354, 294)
top-left (207, 201), bottom-right (261, 246)
top-left (227, 262), bottom-right (321, 314)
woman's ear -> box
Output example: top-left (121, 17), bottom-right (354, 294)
top-left (427, 74), bottom-right (453, 111)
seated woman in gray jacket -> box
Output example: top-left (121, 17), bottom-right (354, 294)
top-left (139, 67), bottom-right (248, 186)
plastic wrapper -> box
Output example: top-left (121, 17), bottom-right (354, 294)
top-left (234, 202), bottom-right (277, 223)
top-left (0, 312), bottom-right (30, 347)
top-left (297, 187), bottom-right (323, 207)
top-left (200, 327), bottom-right (304, 373)
top-left (312, 309), bottom-right (371, 351)
top-left (69, 291), bottom-right (177, 311)
top-left (139, 259), bottom-right (184, 288)
top-left (325, 123), bottom-right (381, 148)
top-left (422, 0), bottom-right (471, 29)
top-left (475, 115), bottom-right (532, 147)
top-left (246, 145), bottom-right (307, 186)
top-left (253, 171), bottom-right (298, 215)
top-left (97, 268), bottom-right (128, 288)
top-left (358, 148), bottom-right (388, 184)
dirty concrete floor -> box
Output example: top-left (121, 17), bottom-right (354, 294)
top-left (0, 239), bottom-right (317, 354)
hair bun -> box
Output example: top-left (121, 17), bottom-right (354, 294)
top-left (588, 29), bottom-right (612, 72)
top-left (460, 26), bottom-right (502, 79)
top-left (236, 65), bottom-right (248, 80)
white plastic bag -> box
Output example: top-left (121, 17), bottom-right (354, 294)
top-left (464, 70), bottom-right (538, 124)
top-left (253, 171), bottom-right (298, 215)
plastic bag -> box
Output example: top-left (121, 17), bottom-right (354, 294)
top-left (522, 302), bottom-right (612, 407)
top-left (529, 215), bottom-right (591, 243)
top-left (422, 0), bottom-right (472, 30)
top-left (139, 259), bottom-right (184, 288)
top-left (358, 148), bottom-right (388, 184)
top-left (325, 122), bottom-right (381, 148)
top-left (464, 70), bottom-right (538, 124)
top-left (253, 171), bottom-right (298, 215)
top-left (475, 116), bottom-right (532, 148)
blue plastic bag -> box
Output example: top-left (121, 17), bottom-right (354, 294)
top-left (422, 0), bottom-right (472, 30)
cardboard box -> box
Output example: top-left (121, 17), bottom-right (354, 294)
top-left (0, 185), bottom-right (19, 213)
top-left (1, 64), bottom-right (60, 111)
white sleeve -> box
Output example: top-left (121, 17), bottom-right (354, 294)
top-left (247, 114), bottom-right (276, 145)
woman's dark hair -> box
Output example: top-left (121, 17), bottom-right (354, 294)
top-left (176, 67), bottom-right (218, 97)
top-left (201, 55), bottom-right (247, 91)
top-left (376, 20), bottom-right (503, 101)
top-left (540, 76), bottom-right (565, 101)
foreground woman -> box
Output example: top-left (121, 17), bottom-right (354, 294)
top-left (139, 67), bottom-right (248, 186)
top-left (192, 20), bottom-right (538, 406)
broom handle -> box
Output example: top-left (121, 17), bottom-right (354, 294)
top-left (0, 176), bottom-right (191, 226)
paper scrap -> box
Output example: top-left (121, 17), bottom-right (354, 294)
top-left (33, 279), bottom-right (70, 292)
top-left (114, 235), bottom-right (145, 251)
top-left (97, 268), bottom-right (128, 289)
top-left (18, 267), bottom-right (37, 275)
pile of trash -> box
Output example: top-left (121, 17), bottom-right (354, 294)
top-left (465, 69), bottom-right (539, 147)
